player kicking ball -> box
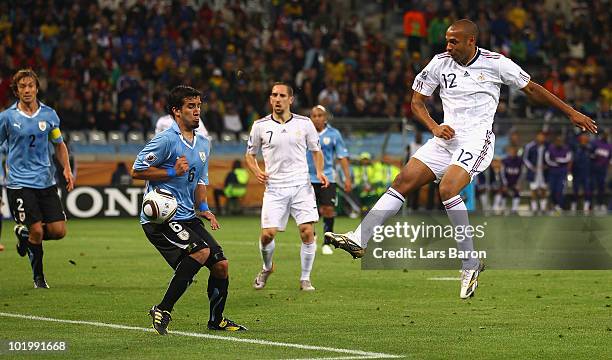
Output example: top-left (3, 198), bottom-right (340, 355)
top-left (133, 85), bottom-right (245, 334)
top-left (245, 82), bottom-right (329, 291)
top-left (325, 19), bottom-right (597, 299)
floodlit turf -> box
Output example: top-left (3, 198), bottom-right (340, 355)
top-left (0, 217), bottom-right (611, 359)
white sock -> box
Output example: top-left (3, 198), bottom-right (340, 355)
top-left (300, 242), bottom-right (316, 281)
top-left (571, 202), bottom-right (577, 211)
top-left (512, 197), bottom-right (520, 211)
top-left (480, 193), bottom-right (489, 211)
top-left (259, 239), bottom-right (275, 271)
top-left (539, 198), bottom-right (547, 211)
top-left (530, 199), bottom-right (537, 211)
top-left (493, 193), bottom-right (503, 211)
top-left (443, 195), bottom-right (479, 270)
top-left (353, 188), bottom-right (405, 248)
top-left (584, 201), bottom-right (591, 211)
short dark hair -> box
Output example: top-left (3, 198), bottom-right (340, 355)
top-left (271, 82), bottom-right (293, 97)
top-left (11, 68), bottom-right (40, 96)
top-left (166, 85), bottom-right (201, 116)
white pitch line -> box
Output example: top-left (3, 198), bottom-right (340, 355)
top-left (427, 277), bottom-right (460, 281)
top-left (0, 312), bottom-right (400, 359)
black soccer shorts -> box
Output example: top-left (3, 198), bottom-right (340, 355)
top-left (7, 186), bottom-right (66, 226)
top-left (312, 182), bottom-right (337, 207)
top-left (142, 217), bottom-right (226, 270)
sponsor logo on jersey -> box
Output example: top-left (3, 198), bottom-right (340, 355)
top-left (38, 121), bottom-right (47, 131)
top-left (464, 71), bottom-right (470, 77)
top-left (13, 122), bottom-right (21, 129)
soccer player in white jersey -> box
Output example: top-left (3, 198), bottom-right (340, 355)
top-left (245, 82), bottom-right (329, 291)
top-left (325, 19), bottom-right (597, 299)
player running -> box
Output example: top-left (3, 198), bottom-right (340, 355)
top-left (0, 69), bottom-right (74, 289)
top-left (245, 82), bottom-right (329, 291)
top-left (324, 19), bottom-right (597, 299)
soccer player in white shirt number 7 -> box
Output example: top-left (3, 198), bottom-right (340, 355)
top-left (246, 82), bottom-right (329, 291)
top-left (325, 19), bottom-right (597, 299)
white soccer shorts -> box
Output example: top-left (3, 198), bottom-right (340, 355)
top-left (529, 171), bottom-right (548, 191)
top-left (261, 184), bottom-right (319, 230)
top-left (412, 130), bottom-right (495, 181)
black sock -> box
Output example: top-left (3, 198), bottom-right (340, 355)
top-left (323, 217), bottom-right (334, 233)
top-left (158, 256), bottom-right (203, 312)
top-left (27, 243), bottom-right (44, 279)
top-left (207, 275), bottom-right (229, 324)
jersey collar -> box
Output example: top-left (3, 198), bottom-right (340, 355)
top-left (461, 47), bottom-right (481, 67)
top-left (270, 113), bottom-right (293, 124)
top-left (13, 101), bottom-right (44, 118)
top-left (319, 124), bottom-right (330, 136)
top-left (170, 119), bottom-right (197, 149)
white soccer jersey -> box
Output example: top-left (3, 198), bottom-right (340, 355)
top-left (412, 48), bottom-right (530, 136)
top-left (247, 113), bottom-right (321, 188)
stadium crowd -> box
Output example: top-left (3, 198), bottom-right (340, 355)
top-left (0, 0), bottom-right (609, 138)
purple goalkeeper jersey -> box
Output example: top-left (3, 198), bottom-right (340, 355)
top-left (502, 156), bottom-right (522, 186)
top-left (591, 139), bottom-right (612, 169)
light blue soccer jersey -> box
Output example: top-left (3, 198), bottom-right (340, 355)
top-left (307, 125), bottom-right (348, 183)
top-left (0, 102), bottom-right (64, 189)
top-left (133, 121), bottom-right (210, 224)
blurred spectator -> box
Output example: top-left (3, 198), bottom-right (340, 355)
top-left (545, 135), bottom-right (572, 212)
top-left (0, 0), bottom-right (607, 135)
top-left (570, 133), bottom-right (592, 212)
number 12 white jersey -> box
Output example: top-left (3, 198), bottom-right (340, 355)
top-left (412, 47), bottom-right (530, 137)
top-left (247, 113), bottom-right (321, 188)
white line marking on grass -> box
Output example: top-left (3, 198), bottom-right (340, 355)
top-left (0, 312), bottom-right (401, 359)
top-left (427, 277), bottom-right (460, 281)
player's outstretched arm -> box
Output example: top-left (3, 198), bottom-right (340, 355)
top-left (54, 141), bottom-right (74, 191)
top-left (521, 81), bottom-right (597, 133)
top-left (132, 155), bottom-right (189, 181)
top-left (244, 153), bottom-right (268, 184)
top-left (411, 91), bottom-right (455, 140)
top-left (195, 184), bottom-right (220, 230)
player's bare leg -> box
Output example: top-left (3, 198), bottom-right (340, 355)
top-left (253, 228), bottom-right (276, 289)
top-left (325, 157), bottom-right (435, 257)
top-left (439, 165), bottom-right (485, 299)
top-left (298, 222), bottom-right (316, 291)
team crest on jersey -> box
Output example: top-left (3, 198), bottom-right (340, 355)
top-left (178, 230), bottom-right (190, 241)
top-left (478, 73), bottom-right (485, 81)
top-left (199, 151), bottom-right (207, 163)
top-left (38, 121), bottom-right (47, 131)
top-left (323, 137), bottom-right (331, 145)
top-left (420, 71), bottom-right (428, 80)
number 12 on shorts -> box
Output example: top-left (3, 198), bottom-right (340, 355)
top-left (456, 149), bottom-right (473, 167)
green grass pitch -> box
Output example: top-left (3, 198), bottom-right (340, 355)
top-left (0, 217), bottom-right (611, 359)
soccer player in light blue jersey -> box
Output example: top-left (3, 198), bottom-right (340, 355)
top-left (133, 85), bottom-right (245, 335)
top-left (0, 69), bottom-right (74, 289)
top-left (306, 105), bottom-right (352, 255)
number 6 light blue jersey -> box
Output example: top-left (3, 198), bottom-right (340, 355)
top-left (133, 120), bottom-right (210, 224)
top-left (0, 102), bottom-right (64, 189)
top-left (307, 124), bottom-right (349, 183)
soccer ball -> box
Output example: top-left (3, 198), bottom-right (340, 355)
top-left (142, 188), bottom-right (178, 224)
